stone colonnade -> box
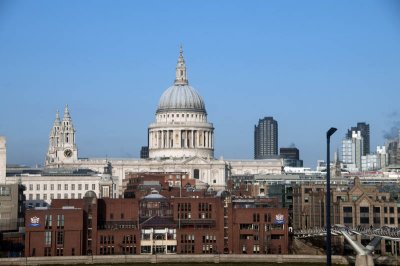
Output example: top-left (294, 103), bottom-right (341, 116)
top-left (149, 129), bottom-right (213, 149)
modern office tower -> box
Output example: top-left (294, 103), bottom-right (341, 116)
top-left (280, 147), bottom-right (303, 167)
top-left (376, 146), bottom-right (388, 168)
top-left (361, 154), bottom-right (378, 171)
top-left (341, 131), bottom-right (363, 171)
top-left (140, 146), bottom-right (149, 159)
top-left (280, 148), bottom-right (299, 160)
top-left (341, 139), bottom-right (353, 164)
top-left (346, 122), bottom-right (370, 155)
top-left (254, 117), bottom-right (278, 159)
top-left (386, 131), bottom-right (400, 166)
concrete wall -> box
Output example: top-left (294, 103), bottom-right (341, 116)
top-left (0, 254), bottom-right (350, 265)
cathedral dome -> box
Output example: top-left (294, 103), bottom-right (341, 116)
top-left (157, 85), bottom-right (206, 113)
top-left (156, 46), bottom-right (206, 114)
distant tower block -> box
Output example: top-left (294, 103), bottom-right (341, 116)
top-left (0, 136), bottom-right (6, 183)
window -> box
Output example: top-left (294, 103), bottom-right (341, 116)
top-left (85, 184), bottom-right (89, 190)
top-left (57, 215), bottom-right (64, 229)
top-left (36, 184), bottom-right (40, 190)
top-left (56, 231), bottom-right (64, 245)
top-left (45, 215), bottom-right (52, 228)
top-left (36, 194), bottom-right (40, 200)
top-left (253, 244), bottom-right (260, 254)
top-left (57, 184), bottom-right (61, 190)
top-left (71, 193), bottom-right (75, 199)
top-left (78, 193), bottom-right (82, 199)
top-left (64, 193), bottom-right (68, 199)
top-left (71, 184), bottom-right (75, 190)
top-left (390, 207), bottom-right (394, 213)
top-left (56, 248), bottom-right (63, 256)
top-left (64, 184), bottom-right (68, 190)
top-left (343, 206), bottom-right (352, 213)
top-left (271, 234), bottom-right (283, 240)
top-left (43, 184), bottom-right (47, 191)
top-left (44, 247), bottom-right (51, 256)
top-left (29, 184), bottom-right (33, 190)
top-left (43, 194), bottom-right (47, 200)
top-left (344, 217), bottom-right (353, 223)
top-left (57, 193), bottom-right (61, 199)
top-left (45, 231), bottom-right (52, 245)
top-left (194, 169), bottom-right (200, 179)
top-left (253, 213), bottom-right (260, 222)
top-left (50, 194), bottom-right (54, 199)
top-left (92, 184), bottom-right (96, 190)
top-left (51, 184), bottom-right (54, 190)
top-left (78, 184), bottom-right (82, 190)
top-left (29, 194), bottom-right (33, 200)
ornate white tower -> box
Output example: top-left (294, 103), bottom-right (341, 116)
top-left (45, 105), bottom-right (78, 166)
top-left (148, 47), bottom-right (214, 159)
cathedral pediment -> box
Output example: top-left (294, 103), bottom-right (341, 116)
top-left (182, 156), bottom-right (210, 165)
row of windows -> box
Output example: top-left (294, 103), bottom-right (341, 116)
top-left (252, 213), bottom-right (273, 223)
top-left (343, 206), bottom-right (398, 214)
top-left (344, 216), bottom-right (398, 225)
top-left (41, 247), bottom-right (74, 257)
top-left (28, 193), bottom-right (84, 201)
top-left (158, 113), bottom-right (205, 119)
top-left (28, 183), bottom-right (97, 191)
top-left (100, 235), bottom-right (114, 244)
top-left (44, 214), bottom-right (64, 229)
top-left (99, 246), bottom-right (114, 255)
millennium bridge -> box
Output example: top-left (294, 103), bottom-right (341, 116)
top-left (294, 225), bottom-right (400, 266)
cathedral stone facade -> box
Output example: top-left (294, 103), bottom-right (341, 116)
top-left (45, 48), bottom-right (283, 195)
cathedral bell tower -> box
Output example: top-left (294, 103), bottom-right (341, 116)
top-left (45, 105), bottom-right (78, 166)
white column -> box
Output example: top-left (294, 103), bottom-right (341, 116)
top-left (158, 130), bottom-right (164, 148)
top-left (0, 136), bottom-right (6, 183)
top-left (191, 130), bottom-right (194, 148)
top-left (185, 131), bottom-right (188, 148)
top-left (196, 130), bottom-right (200, 147)
top-left (211, 132), bottom-right (214, 149)
top-left (156, 131), bottom-right (159, 148)
top-left (167, 130), bottom-right (170, 148)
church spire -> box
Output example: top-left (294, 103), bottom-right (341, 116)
top-left (54, 110), bottom-right (61, 126)
top-left (63, 104), bottom-right (71, 120)
top-left (174, 45), bottom-right (188, 85)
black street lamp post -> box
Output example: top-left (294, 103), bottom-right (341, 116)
top-left (326, 127), bottom-right (337, 266)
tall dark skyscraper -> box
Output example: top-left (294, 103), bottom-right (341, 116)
top-left (346, 122), bottom-right (370, 155)
top-left (254, 117), bottom-right (278, 159)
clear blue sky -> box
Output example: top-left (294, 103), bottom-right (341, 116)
top-left (1, 0), bottom-right (400, 168)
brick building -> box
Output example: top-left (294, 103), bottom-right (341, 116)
top-left (25, 178), bottom-right (289, 256)
top-left (292, 177), bottom-right (400, 254)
